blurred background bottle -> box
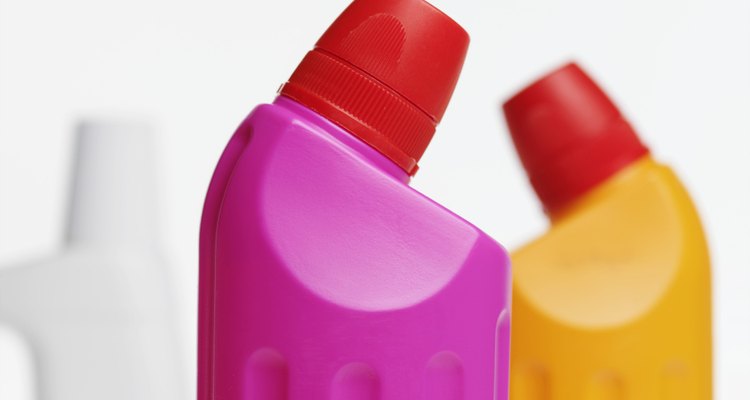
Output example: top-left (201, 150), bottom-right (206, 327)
top-left (503, 63), bottom-right (712, 399)
top-left (0, 120), bottom-right (184, 400)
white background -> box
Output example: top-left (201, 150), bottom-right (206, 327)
top-left (1, 0), bottom-right (748, 398)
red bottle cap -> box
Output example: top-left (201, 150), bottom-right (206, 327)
top-left (280, 0), bottom-right (469, 175)
top-left (502, 63), bottom-right (649, 213)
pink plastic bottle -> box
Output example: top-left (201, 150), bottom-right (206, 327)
top-left (197, 1), bottom-right (511, 399)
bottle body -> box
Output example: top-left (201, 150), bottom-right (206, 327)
top-left (510, 157), bottom-right (712, 399)
top-left (198, 97), bottom-right (512, 399)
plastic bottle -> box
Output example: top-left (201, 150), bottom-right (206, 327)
top-left (0, 120), bottom-right (184, 400)
top-left (197, 0), bottom-right (512, 399)
top-left (502, 63), bottom-right (712, 399)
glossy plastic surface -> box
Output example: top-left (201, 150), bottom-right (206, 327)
top-left (281, 0), bottom-right (469, 175)
top-left (510, 157), bottom-right (712, 399)
top-left (198, 97), bottom-right (511, 400)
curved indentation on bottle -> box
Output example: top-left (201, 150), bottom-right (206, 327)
top-left (331, 362), bottom-right (380, 400)
top-left (510, 365), bottom-right (550, 400)
top-left (586, 371), bottom-right (624, 400)
top-left (513, 167), bottom-right (686, 329)
top-left (425, 351), bottom-right (464, 400)
top-left (245, 348), bottom-right (289, 400)
top-left (259, 119), bottom-right (477, 311)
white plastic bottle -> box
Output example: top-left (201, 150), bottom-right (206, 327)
top-left (0, 120), bottom-right (184, 400)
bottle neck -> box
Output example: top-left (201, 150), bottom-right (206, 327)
top-left (547, 155), bottom-right (655, 224)
top-left (274, 96), bottom-right (411, 184)
top-left (65, 120), bottom-right (159, 248)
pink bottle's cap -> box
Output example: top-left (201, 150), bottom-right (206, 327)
top-left (280, 0), bottom-right (469, 175)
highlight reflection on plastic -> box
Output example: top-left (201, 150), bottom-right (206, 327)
top-left (197, 1), bottom-right (512, 399)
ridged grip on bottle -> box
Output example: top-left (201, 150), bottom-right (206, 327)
top-left (280, 0), bottom-right (469, 175)
top-left (281, 50), bottom-right (435, 174)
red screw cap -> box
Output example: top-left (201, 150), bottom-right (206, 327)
top-left (502, 62), bottom-right (649, 213)
top-left (280, 0), bottom-right (469, 175)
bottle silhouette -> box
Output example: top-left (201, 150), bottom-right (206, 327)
top-left (198, 0), bottom-right (512, 399)
top-left (504, 63), bottom-right (712, 400)
top-left (0, 120), bottom-right (184, 400)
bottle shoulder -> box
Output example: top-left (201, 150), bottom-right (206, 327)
top-left (235, 102), bottom-right (500, 244)
top-left (213, 103), bottom-right (508, 311)
top-left (513, 158), bottom-right (709, 328)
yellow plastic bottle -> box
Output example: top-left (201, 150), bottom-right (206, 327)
top-left (502, 63), bottom-right (712, 400)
